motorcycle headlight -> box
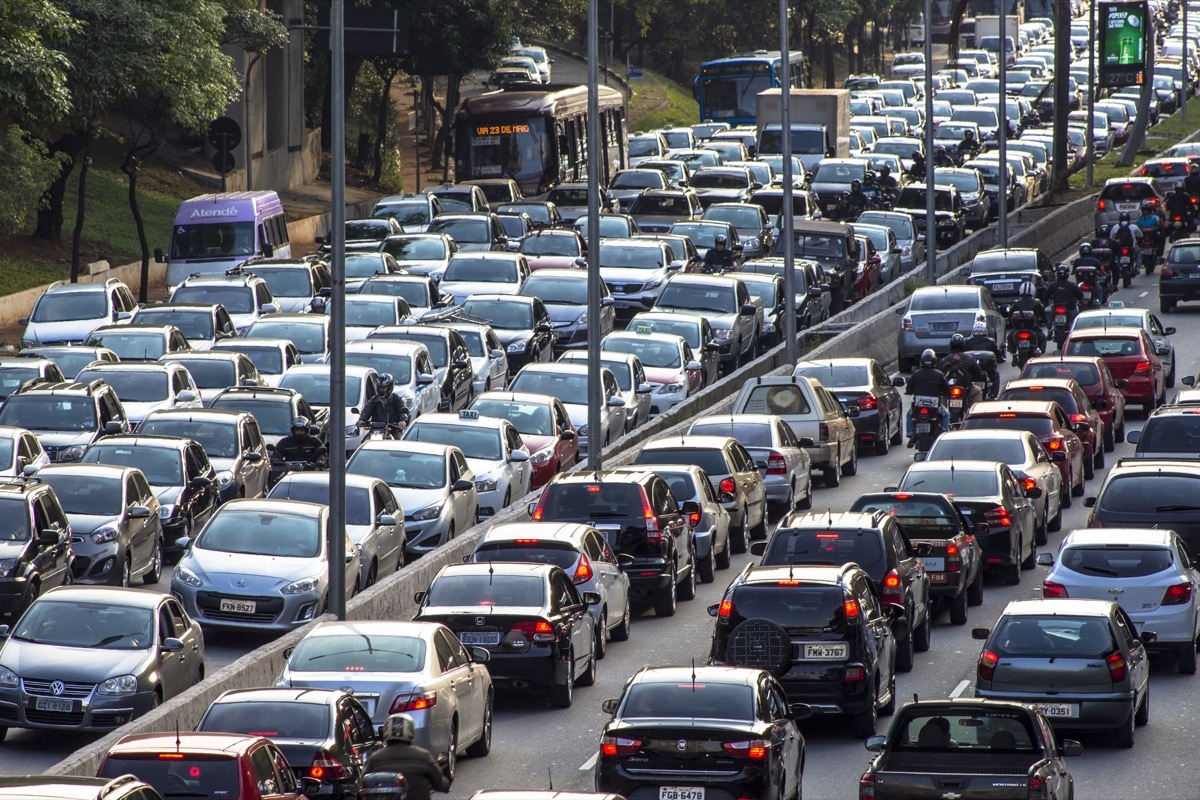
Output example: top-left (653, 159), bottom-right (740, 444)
top-left (531, 447), bottom-right (555, 465)
top-left (475, 478), bottom-right (498, 493)
top-left (411, 503), bottom-right (443, 521)
top-left (90, 525), bottom-right (119, 545)
top-left (58, 445), bottom-right (85, 463)
top-left (0, 666), bottom-right (17, 687)
top-left (98, 674), bottom-right (138, 695)
top-left (507, 340), bottom-right (528, 354)
top-left (158, 504), bottom-right (175, 520)
top-left (175, 566), bottom-right (204, 588)
top-left (712, 329), bottom-right (734, 340)
top-left (216, 470), bottom-right (234, 488)
top-left (281, 576), bottom-right (321, 595)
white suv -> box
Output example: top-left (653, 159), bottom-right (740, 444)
top-left (20, 279), bottom-right (138, 348)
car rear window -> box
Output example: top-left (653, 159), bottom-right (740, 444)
top-left (1098, 474), bottom-right (1200, 511)
top-left (991, 615), bottom-right (1116, 659)
top-left (288, 633), bottom-right (425, 672)
top-left (100, 756), bottom-right (240, 798)
top-left (760, 528), bottom-right (886, 579)
top-left (635, 448), bottom-right (731, 477)
top-left (730, 584), bottom-right (845, 628)
top-left (738, 384), bottom-right (813, 415)
top-left (539, 483), bottom-right (642, 521)
top-left (200, 701), bottom-right (330, 740)
top-left (1099, 182), bottom-right (1155, 202)
top-left (688, 421), bottom-right (773, 447)
top-left (474, 541), bottom-right (579, 570)
top-left (426, 574), bottom-right (546, 607)
top-left (793, 364), bottom-right (868, 387)
top-left (621, 682), bottom-right (752, 720)
top-left (1022, 361), bottom-right (1099, 386)
top-left (851, 497), bottom-right (960, 539)
top-left (1064, 337), bottom-right (1141, 358)
top-left (1135, 416), bottom-right (1200, 453)
top-left (892, 709), bottom-right (1038, 752)
top-left (926, 437), bottom-right (1026, 465)
top-left (971, 252), bottom-right (1037, 273)
top-left (999, 388), bottom-right (1077, 412)
top-left (1060, 546), bottom-right (1174, 578)
top-left (962, 414), bottom-right (1053, 436)
top-left (899, 469), bottom-right (999, 497)
top-left (908, 292), bottom-right (979, 312)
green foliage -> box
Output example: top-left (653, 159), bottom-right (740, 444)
top-left (629, 67), bottom-right (699, 130)
top-left (404, 0), bottom-right (517, 78)
top-left (0, 126), bottom-right (66, 232)
top-left (222, 4), bottom-right (289, 53)
top-left (0, 0), bottom-right (78, 125)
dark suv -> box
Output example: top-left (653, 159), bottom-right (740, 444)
top-left (708, 563), bottom-right (905, 738)
top-left (0, 379), bottom-right (130, 463)
top-left (962, 246), bottom-right (1053, 305)
top-left (751, 510), bottom-right (932, 672)
top-left (0, 478), bottom-right (73, 621)
top-left (531, 470), bottom-right (696, 618)
top-left (1086, 458), bottom-right (1200, 556)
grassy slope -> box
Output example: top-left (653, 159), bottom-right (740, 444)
top-left (628, 68), bottom-right (699, 131)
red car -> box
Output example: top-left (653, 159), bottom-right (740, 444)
top-left (998, 377), bottom-right (1104, 477)
top-left (469, 390), bottom-right (579, 489)
top-left (962, 399), bottom-right (1087, 501)
top-left (1063, 326), bottom-right (1165, 414)
top-left (99, 732), bottom-right (318, 800)
top-left (1019, 355), bottom-right (1128, 449)
top-left (853, 234), bottom-right (883, 301)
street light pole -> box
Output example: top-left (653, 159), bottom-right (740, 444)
top-left (997, 6), bottom-right (1008, 245)
top-left (781, 0), bottom-right (797, 365)
top-left (244, 54), bottom-right (262, 191)
top-left (586, 0), bottom-right (603, 472)
top-left (1087, 0), bottom-right (1096, 187)
top-left (924, 0), bottom-right (935, 285)
top-left (328, 0), bottom-right (347, 619)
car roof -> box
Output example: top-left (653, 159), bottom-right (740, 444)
top-left (1001, 598), bottom-right (1117, 617)
top-left (1106, 458), bottom-right (1200, 475)
top-left (551, 468), bottom-right (660, 486)
top-left (905, 459), bottom-right (1003, 474)
top-left (474, 390), bottom-right (555, 406)
top-left (346, 340), bottom-right (427, 356)
top-left (106, 731), bottom-right (267, 756)
top-left (782, 510), bottom-right (883, 529)
top-left (438, 561), bottom-right (556, 578)
top-left (481, 522), bottom-right (592, 545)
top-left (12, 380), bottom-right (106, 397)
top-left (37, 463), bottom-right (135, 481)
top-left (356, 439), bottom-right (451, 458)
top-left (412, 412), bottom-right (508, 431)
top-left (642, 434), bottom-right (735, 450)
top-left (285, 364), bottom-right (374, 378)
top-left (86, 435), bottom-right (191, 451)
top-left (604, 330), bottom-right (685, 347)
top-left (1003, 378), bottom-right (1079, 393)
top-left (633, 665), bottom-right (763, 686)
top-left (215, 687), bottom-right (344, 705)
top-left (1062, 528), bottom-right (1175, 547)
top-left (740, 563), bottom-right (849, 586)
top-left (220, 498), bottom-right (325, 518)
top-left (40, 585), bottom-right (166, 608)
top-left (1066, 325), bottom-right (1145, 339)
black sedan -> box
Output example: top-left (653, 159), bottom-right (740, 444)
top-left (595, 665), bottom-right (808, 800)
top-left (459, 295), bottom-right (555, 375)
top-left (415, 562), bottom-right (599, 709)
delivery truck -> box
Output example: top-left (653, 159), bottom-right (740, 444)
top-left (755, 88), bottom-right (850, 172)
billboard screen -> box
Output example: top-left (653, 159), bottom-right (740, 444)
top-left (1099, 1), bottom-right (1148, 86)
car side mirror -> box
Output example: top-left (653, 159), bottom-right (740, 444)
top-left (378, 514), bottom-right (397, 527)
top-left (789, 703), bottom-right (812, 721)
top-left (750, 541), bottom-right (767, 556)
top-left (601, 297), bottom-right (615, 307)
top-left (161, 637), bottom-right (185, 653)
top-left (535, 323), bottom-right (552, 334)
top-left (915, 542), bottom-right (934, 556)
top-left (509, 450), bottom-right (530, 463)
top-left (115, 311), bottom-right (133, 321)
top-left (154, 247), bottom-right (165, 264)
top-left (301, 778), bottom-right (323, 797)
top-left (680, 499), bottom-right (701, 518)
top-left (453, 359), bottom-right (471, 370)
top-left (470, 646), bottom-right (491, 663)
top-left (704, 342), bottom-right (720, 353)
top-left (686, 360), bottom-right (703, 372)
top-left (607, 395), bottom-right (626, 408)
top-left (1115, 378), bottom-right (1129, 388)
top-left (959, 266), bottom-right (971, 277)
top-left (557, 429), bottom-right (576, 441)
top-left (1157, 345), bottom-right (1170, 356)
top-left (527, 501), bottom-right (539, 515)
top-left (1061, 739), bottom-right (1084, 758)
top-left (176, 390), bottom-right (197, 403)
top-left (485, 348), bottom-right (503, 360)
top-left (914, 451), bottom-right (927, 462)
top-left (865, 734), bottom-right (887, 752)
top-left (740, 303), bottom-right (757, 316)
top-left (971, 627), bottom-right (991, 640)
top-left (617, 553), bottom-right (635, 568)
top-left (417, 372), bottom-right (436, 385)
top-left (37, 528), bottom-right (59, 544)
top-left (0, 625), bottom-right (10, 639)
top-left (129, 505), bottom-right (151, 519)
top-left (175, 536), bottom-right (191, 551)
top-left (188, 477), bottom-right (210, 489)
top-left (602, 698), bottom-right (620, 715)
top-left (1093, 398), bottom-right (1109, 409)
top-left (892, 375), bottom-right (906, 386)
top-left (1182, 375), bottom-right (1196, 387)
top-left (636, 382), bottom-right (653, 394)
top-left (103, 421), bottom-right (124, 435)
top-left (1051, 450), bottom-right (1067, 462)
top-left (1036, 552), bottom-right (1054, 566)
top-left (1165, 327), bottom-right (1177, 335)
top-left (583, 591), bottom-right (602, 605)
top-left (413, 590), bottom-right (426, 604)
top-left (453, 478), bottom-right (474, 493)
top-left (315, 236), bottom-right (326, 245)
top-left (845, 405), bottom-right (860, 417)
top-left (245, 451), bottom-right (264, 463)
top-left (1139, 630), bottom-right (1158, 644)
top-left (351, 407), bottom-right (360, 416)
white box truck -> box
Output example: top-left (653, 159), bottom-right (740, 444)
top-left (755, 88), bottom-right (850, 172)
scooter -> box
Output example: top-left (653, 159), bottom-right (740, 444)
top-left (359, 772), bottom-right (408, 800)
top-left (1011, 328), bottom-right (1039, 367)
top-left (1139, 229), bottom-right (1159, 274)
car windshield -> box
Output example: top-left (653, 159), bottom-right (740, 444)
top-left (78, 370), bottom-right (168, 403)
top-left (215, 345), bottom-right (284, 376)
top-left (137, 310), bottom-right (214, 341)
top-left (1135, 416), bottom-right (1200, 453)
top-left (788, 234), bottom-right (846, 259)
top-left (971, 252), bottom-right (1036, 274)
top-left (474, 540), bottom-right (579, 569)
top-left (603, 338), bottom-right (681, 368)
top-left (520, 234), bottom-right (579, 257)
top-left (100, 756), bottom-right (240, 798)
top-left (703, 207), bottom-right (761, 229)
top-left (793, 364), bottom-right (868, 388)
top-left (576, 217), bottom-right (632, 238)
top-left (630, 194), bottom-right (695, 217)
top-left (361, 280), bottom-right (430, 309)
top-left (289, 633), bottom-right (425, 672)
top-left (406, 423), bottom-right (502, 460)
top-left (1062, 544), bottom-right (1175, 578)
top-left (620, 682), bottom-right (752, 720)
top-left (738, 384), bottom-right (812, 415)
top-left (39, 350), bottom-right (105, 380)
top-left (634, 318), bottom-right (700, 348)
top-left (344, 255), bottom-right (392, 280)
top-left (0, 366), bottom-right (43, 399)
top-left (927, 437), bottom-right (1026, 465)
top-left (509, 371), bottom-right (589, 406)
top-left (962, 414), bottom-right (1053, 436)
top-left (1021, 361), bottom-right (1100, 386)
top-left (761, 527), bottom-right (887, 579)
top-left (80, 444), bottom-right (184, 485)
top-left (471, 399), bottom-right (553, 436)
top-left (1001, 388), bottom-right (1077, 413)
top-left (247, 320), bottom-right (326, 354)
top-left (520, 276), bottom-right (586, 306)
top-left (345, 352), bottom-right (413, 385)
top-left (200, 701), bottom-right (330, 740)
top-left (198, 509), bottom-right (320, 558)
top-left (936, 171), bottom-right (981, 194)
top-left (38, 472), bottom-right (122, 516)
top-left (270, 482), bottom-right (372, 525)
top-left (344, 299), bottom-right (400, 328)
top-left (280, 373), bottom-right (362, 408)
top-left (634, 447), bottom-right (730, 477)
top-left (138, 418), bottom-right (239, 458)
top-left (172, 286), bottom-right (253, 314)
top-left (387, 236), bottom-right (447, 261)
top-left (627, 139), bottom-right (663, 158)
top-left (13, 600), bottom-right (153, 650)
top-left (858, 213), bottom-right (913, 240)
top-left (991, 615), bottom-right (1116, 659)
top-left (0, 395), bottom-right (96, 432)
top-left (255, 267), bottom-right (314, 298)
top-left (689, 420), bottom-right (772, 447)
top-left (88, 332), bottom-right (167, 361)
top-left (462, 299), bottom-right (533, 330)
top-left (874, 140), bottom-right (917, 157)
top-left (30, 291), bottom-right (106, 323)
top-left (172, 358), bottom-right (237, 388)
top-left (444, 258), bottom-right (517, 283)
top-left (612, 171), bottom-right (663, 189)
top-left (430, 218), bottom-right (489, 244)
top-left (209, 398), bottom-right (294, 436)
top-left (376, 201), bottom-right (430, 226)
top-left (348, 448), bottom-right (445, 488)
top-left (892, 709), bottom-right (1038, 752)
top-left (900, 469), bottom-right (999, 496)
top-left (657, 283), bottom-right (736, 314)
top-left (547, 188), bottom-right (589, 206)
top-left (691, 171), bottom-right (750, 190)
top-left (896, 188), bottom-right (954, 212)
top-left (813, 163), bottom-right (865, 184)
top-left (426, 573), bottom-right (546, 606)
top-left (598, 244), bottom-right (665, 269)
top-left (908, 291), bottom-right (979, 312)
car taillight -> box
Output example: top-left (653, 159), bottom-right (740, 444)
top-left (573, 553), bottom-right (593, 584)
top-left (881, 569), bottom-right (903, 606)
top-left (1134, 361), bottom-right (1151, 374)
top-left (844, 599), bottom-right (861, 620)
top-left (688, 509), bottom-right (702, 527)
top-left (949, 385), bottom-right (964, 398)
top-left (1044, 436), bottom-right (1064, 452)
top-left (1098, 198), bottom-right (1107, 211)
top-left (1163, 264), bottom-right (1175, 277)
top-left (309, 751), bottom-right (348, 782)
top-left (856, 393), bottom-right (879, 411)
top-left (1021, 477), bottom-right (1037, 493)
top-left (723, 739), bottom-right (769, 759)
top-left (843, 665), bottom-right (867, 683)
top-left (860, 773), bottom-right (876, 800)
top-left (531, 494), bottom-right (546, 521)
top-left (767, 451), bottom-right (788, 475)
top-left (1106, 651), bottom-right (1128, 682)
top-left (512, 619), bottom-right (557, 644)
top-left (901, 315), bottom-right (913, 331)
top-left (1029, 775), bottom-right (1048, 800)
top-left (1069, 413), bottom-right (1087, 425)
top-left (978, 649), bottom-right (999, 682)
top-left (984, 505), bottom-right (1011, 527)
top-left (819, 421), bottom-right (830, 442)
top-left (1043, 581), bottom-right (1069, 598)
top-left (640, 486), bottom-right (662, 543)
top-left (390, 690), bottom-right (438, 713)
top-left (946, 543), bottom-right (961, 572)
top-left (600, 735), bottom-right (642, 757)
top-left (1163, 582), bottom-right (1193, 605)
top-left (1089, 512), bottom-right (1103, 528)
top-left (717, 598), bottom-right (734, 623)
top-left (719, 478), bottom-right (736, 495)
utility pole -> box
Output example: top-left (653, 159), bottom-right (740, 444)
top-left (924, 0), bottom-right (935, 286)
top-left (781, 0), bottom-right (797, 365)
top-left (586, 0), bottom-right (603, 471)
top-left (328, 0), bottom-right (347, 619)
top-left (997, 7), bottom-right (1008, 245)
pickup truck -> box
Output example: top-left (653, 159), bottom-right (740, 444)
top-left (859, 698), bottom-right (1081, 800)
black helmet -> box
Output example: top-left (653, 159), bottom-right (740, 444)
top-left (291, 416), bottom-right (310, 436)
top-left (935, 145), bottom-right (947, 154)
top-left (1098, 223), bottom-right (1111, 237)
top-left (949, 333), bottom-right (966, 352)
top-left (1119, 212), bottom-right (1131, 225)
top-left (880, 164), bottom-right (891, 175)
top-left (919, 348), bottom-right (937, 368)
top-left (377, 373), bottom-right (395, 398)
top-left (911, 151), bottom-right (923, 161)
top-left (864, 172), bottom-right (876, 184)
top-left (1141, 200), bottom-right (1154, 212)
top-left (1056, 264), bottom-right (1070, 279)
top-left (715, 234), bottom-right (727, 246)
top-left (851, 179), bottom-right (862, 191)
top-left (964, 129), bottom-right (975, 139)
top-left (1080, 243), bottom-right (1092, 256)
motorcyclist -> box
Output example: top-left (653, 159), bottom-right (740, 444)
top-left (703, 234), bottom-right (737, 271)
top-left (938, 334), bottom-right (986, 407)
top-left (931, 145), bottom-right (955, 168)
top-left (271, 416), bottom-right (328, 468)
top-left (1008, 282), bottom-right (1047, 361)
top-left (1110, 212), bottom-right (1141, 271)
top-left (1089, 223), bottom-right (1118, 283)
top-left (906, 348), bottom-right (951, 447)
top-left (830, 191), bottom-right (855, 221)
top-left (962, 321), bottom-right (1002, 399)
top-left (862, 172), bottom-right (884, 208)
top-left (357, 373), bottom-right (411, 437)
top-left (1072, 243), bottom-right (1107, 305)
top-left (1185, 161), bottom-right (1200, 198)
top-left (909, 151), bottom-right (927, 179)
top-left (958, 128), bottom-right (982, 160)
top-left (845, 179), bottom-right (870, 218)
top-left (1136, 200), bottom-right (1163, 264)
top-left (364, 714), bottom-right (448, 800)
top-left (876, 163), bottom-right (899, 191)
top-left (1166, 184), bottom-right (1195, 234)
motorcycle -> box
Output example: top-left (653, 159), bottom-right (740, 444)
top-left (364, 421), bottom-right (404, 441)
top-left (1169, 214), bottom-right (1190, 242)
top-left (1115, 246), bottom-right (1136, 288)
top-left (359, 772), bottom-right (408, 800)
top-left (1139, 228), bottom-right (1159, 274)
top-left (1011, 328), bottom-right (1039, 367)
top-left (1074, 265), bottom-right (1104, 309)
top-left (912, 395), bottom-right (943, 455)
top-left (1050, 304), bottom-right (1075, 350)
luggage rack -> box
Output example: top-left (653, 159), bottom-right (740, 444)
top-left (417, 305), bottom-right (492, 326)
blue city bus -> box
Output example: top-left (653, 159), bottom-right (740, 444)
top-left (694, 50), bottom-right (806, 125)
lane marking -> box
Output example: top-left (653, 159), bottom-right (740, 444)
top-left (949, 679), bottom-right (971, 699)
top-left (579, 752), bottom-right (598, 771)
top-left (1139, 291), bottom-right (1149, 298)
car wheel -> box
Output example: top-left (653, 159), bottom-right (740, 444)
top-left (715, 533), bottom-right (732, 570)
top-left (797, 481), bottom-right (813, 509)
top-left (1179, 643), bottom-right (1197, 675)
top-left (949, 588), bottom-right (969, 625)
top-left (143, 539), bottom-right (163, 585)
top-left (850, 681), bottom-right (878, 739)
top-left (578, 641), bottom-right (597, 687)
top-left (1103, 423), bottom-right (1116, 453)
top-left (1095, 444), bottom-right (1105, 469)
top-left (611, 596), bottom-right (632, 642)
top-left (751, 508), bottom-right (768, 541)
top-left (890, 414), bottom-right (904, 446)
top-left (875, 419), bottom-right (890, 455)
top-left (594, 617), bottom-right (608, 660)
top-left (654, 576), bottom-right (677, 617)
top-left (1116, 420), bottom-right (1126, 443)
top-left (466, 693), bottom-right (493, 757)
top-left (880, 671), bottom-right (897, 716)
top-left (697, 548), bottom-right (715, 583)
top-left (1084, 450), bottom-right (1095, 480)
top-left (549, 655), bottom-right (575, 708)
top-left (1049, 499), bottom-right (1063, 532)
top-left (1168, 361), bottom-right (1176, 389)
top-left (1113, 708), bottom-right (1135, 748)
top-left (678, 548), bottom-right (698, 600)
top-left (967, 568), bottom-right (985, 606)
top-left (842, 442), bottom-right (859, 476)
top-left (730, 519), bottom-right (748, 555)
top-left (443, 722), bottom-right (458, 781)
top-left (1035, 508), bottom-right (1048, 547)
top-left (1022, 535), bottom-right (1037, 570)
top-left (1062, 473), bottom-right (1074, 507)
top-left (1071, 469), bottom-right (1084, 497)
top-left (895, 623), bottom-right (915, 672)
top-left (912, 608), bottom-right (932, 652)
top-left (148, 690), bottom-right (161, 713)
top-left (120, 555), bottom-right (132, 588)
top-left (823, 457), bottom-right (841, 488)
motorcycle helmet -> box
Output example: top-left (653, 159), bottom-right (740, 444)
top-left (948, 333), bottom-right (966, 352)
top-left (1079, 243), bottom-right (1092, 257)
top-left (715, 234), bottom-right (727, 247)
top-left (1118, 212), bottom-right (1131, 226)
top-left (290, 416), bottom-right (310, 437)
top-left (377, 373), bottom-right (395, 398)
top-left (851, 179), bottom-right (863, 192)
top-left (972, 321), bottom-right (988, 337)
top-left (381, 713), bottom-right (416, 745)
top-left (1190, 162), bottom-right (1199, 175)
top-left (964, 129), bottom-right (975, 140)
top-left (864, 172), bottom-right (876, 185)
top-left (1056, 264), bottom-right (1070, 280)
top-left (935, 145), bottom-right (947, 155)
top-left (880, 164), bottom-right (892, 176)
top-left (911, 151), bottom-right (923, 161)
top-left (1141, 201), bottom-right (1154, 213)
top-left (920, 349), bottom-right (937, 368)
top-left (1020, 282), bottom-right (1035, 297)
top-left (1097, 223), bottom-right (1111, 238)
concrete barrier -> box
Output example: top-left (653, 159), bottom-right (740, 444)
top-left (286, 197), bottom-right (380, 247)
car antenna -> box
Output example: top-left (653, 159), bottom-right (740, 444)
top-left (488, 560), bottom-right (494, 586)
top-left (691, 658), bottom-right (697, 692)
top-left (175, 720), bottom-right (181, 753)
top-left (547, 765), bottom-right (554, 791)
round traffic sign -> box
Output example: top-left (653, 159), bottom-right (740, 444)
top-left (207, 116), bottom-right (242, 151)
top-left (211, 150), bottom-right (236, 175)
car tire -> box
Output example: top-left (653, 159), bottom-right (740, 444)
top-left (654, 578), bottom-right (677, 618)
top-left (1035, 509), bottom-right (1048, 547)
top-left (751, 508), bottom-right (768, 541)
top-left (1179, 643), bottom-right (1197, 675)
top-left (949, 589), bottom-right (969, 625)
top-left (697, 549), bottom-right (715, 584)
top-left (823, 459), bottom-right (841, 488)
top-left (1095, 444), bottom-right (1105, 469)
top-left (1103, 423), bottom-right (1115, 453)
top-left (443, 722), bottom-right (458, 781)
top-left (1049, 499), bottom-right (1063, 532)
top-left (678, 549), bottom-right (698, 601)
top-left (1071, 470), bottom-right (1084, 497)
top-left (611, 596), bottom-right (632, 642)
top-left (1135, 686), bottom-right (1149, 726)
top-left (967, 569), bottom-right (985, 606)
top-left (1084, 451), bottom-right (1095, 480)
top-left (120, 555), bottom-right (132, 588)
top-left (1022, 536), bottom-right (1037, 570)
top-left (1168, 361), bottom-right (1176, 389)
top-left (1113, 710), bottom-right (1135, 749)
top-left (715, 534), bottom-right (732, 570)
top-left (730, 519), bottom-right (748, 554)
top-left (850, 683), bottom-right (878, 739)
top-left (880, 670), bottom-right (897, 717)
top-left (890, 415), bottom-right (904, 446)
top-left (578, 642), bottom-right (597, 687)
top-left (895, 625), bottom-right (915, 673)
top-left (143, 538), bottom-right (163, 585)
top-left (912, 608), bottom-right (931, 652)
top-left (842, 443), bottom-right (859, 476)
top-left (548, 655), bottom-right (575, 708)
top-left (594, 619), bottom-right (607, 660)
top-left (1062, 474), bottom-right (1074, 507)
top-left (466, 693), bottom-right (493, 757)
top-left (875, 419), bottom-right (890, 455)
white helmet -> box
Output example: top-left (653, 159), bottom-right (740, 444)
top-left (972, 321), bottom-right (988, 337)
top-left (381, 713), bottom-right (416, 745)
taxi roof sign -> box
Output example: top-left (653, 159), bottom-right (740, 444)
top-left (459, 409), bottom-right (480, 420)
top-left (1108, 300), bottom-right (1125, 309)
top-left (635, 325), bottom-right (654, 334)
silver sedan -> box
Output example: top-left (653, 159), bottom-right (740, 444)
top-left (686, 413), bottom-right (813, 515)
top-left (276, 620), bottom-right (494, 771)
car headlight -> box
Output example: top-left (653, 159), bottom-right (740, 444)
top-left (531, 447), bottom-right (555, 465)
top-left (98, 675), bottom-right (138, 695)
top-left (58, 445), bottom-right (85, 463)
top-left (475, 478), bottom-right (498, 493)
top-left (401, 395), bottom-right (414, 408)
top-left (411, 503), bottom-right (443, 521)
top-left (0, 666), bottom-right (17, 687)
top-left (577, 425), bottom-right (588, 437)
top-left (644, 276), bottom-right (663, 289)
top-left (90, 525), bottom-right (119, 545)
top-left (216, 470), bottom-right (234, 488)
top-left (345, 424), bottom-right (360, 436)
top-left (658, 382), bottom-right (684, 393)
top-left (158, 504), bottom-right (175, 521)
top-left (937, 219), bottom-right (954, 227)
top-left (281, 576), bottom-right (322, 595)
top-left (0, 558), bottom-right (17, 579)
top-left (430, 270), bottom-right (445, 283)
top-left (507, 340), bottom-right (528, 354)
top-left (573, 311), bottom-right (587, 325)
top-left (743, 237), bottom-right (760, 249)
top-left (762, 320), bottom-right (776, 332)
top-left (901, 246), bottom-right (912, 255)
top-left (175, 566), bottom-right (203, 588)
top-left (713, 329), bottom-right (734, 340)
top-left (20, 340), bottom-right (35, 350)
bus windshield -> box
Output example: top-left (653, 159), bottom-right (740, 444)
top-left (702, 72), bottom-right (773, 121)
top-left (462, 117), bottom-right (549, 185)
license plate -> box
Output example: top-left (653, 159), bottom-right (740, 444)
top-left (1018, 340), bottom-right (1030, 349)
top-left (459, 632), bottom-right (501, 646)
top-left (1055, 314), bottom-right (1067, 324)
top-left (1082, 291), bottom-right (1091, 300)
top-left (916, 422), bottom-right (931, 433)
top-left (929, 572), bottom-right (948, 584)
top-left (949, 398), bottom-right (963, 408)
top-left (1119, 257), bottom-right (1131, 265)
top-left (659, 789), bottom-right (704, 800)
top-left (803, 643), bottom-right (848, 660)
top-left (1190, 272), bottom-right (1200, 279)
top-left (1035, 703), bottom-right (1078, 718)
top-left (34, 697), bottom-right (73, 713)
top-left (994, 283), bottom-right (1014, 292)
top-left (219, 598), bottom-right (256, 614)
top-left (920, 557), bottom-right (945, 572)
top-left (614, 300), bottom-right (635, 309)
